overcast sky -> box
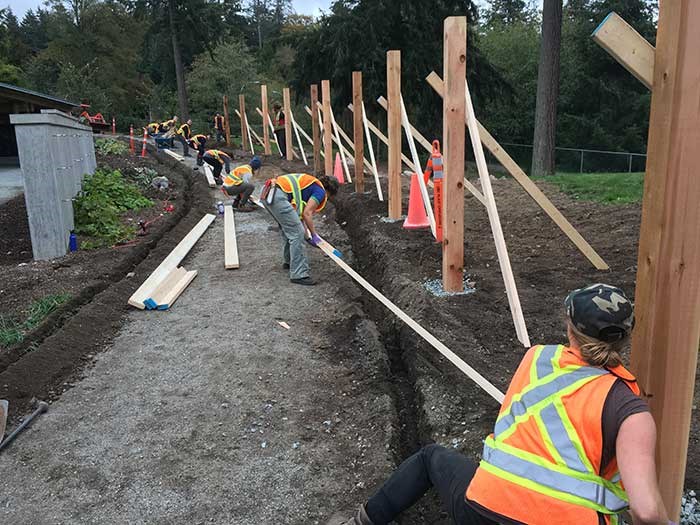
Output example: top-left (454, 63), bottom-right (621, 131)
top-left (4, 0), bottom-right (333, 19)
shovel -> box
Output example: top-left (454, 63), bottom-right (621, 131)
top-left (0, 400), bottom-right (8, 440)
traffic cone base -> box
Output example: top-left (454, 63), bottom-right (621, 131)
top-left (403, 173), bottom-right (430, 230)
top-left (334, 152), bottom-right (344, 184)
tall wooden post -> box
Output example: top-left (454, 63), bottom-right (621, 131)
top-left (283, 87), bottom-right (293, 161)
top-left (442, 17), bottom-right (467, 292)
top-left (311, 84), bottom-right (321, 175)
top-left (352, 71), bottom-right (365, 193)
top-left (629, 3), bottom-right (700, 520)
top-left (239, 94), bottom-right (248, 152)
top-left (321, 80), bottom-right (333, 176)
top-left (222, 95), bottom-right (231, 147)
top-left (387, 50), bottom-right (402, 219)
top-left (261, 85), bottom-right (271, 155)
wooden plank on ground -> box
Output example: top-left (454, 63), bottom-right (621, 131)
top-left (591, 12), bottom-right (654, 90)
top-left (316, 236), bottom-right (505, 404)
top-left (224, 205), bottom-right (239, 269)
top-left (426, 71), bottom-right (609, 271)
top-left (149, 266), bottom-right (186, 306)
top-left (376, 96), bottom-right (486, 206)
top-left (465, 80), bottom-right (530, 347)
top-left (128, 214), bottom-right (215, 309)
top-left (155, 269), bottom-right (198, 310)
top-left (163, 148), bottom-right (183, 161)
top-left (629, 2), bottom-right (700, 518)
top-left (203, 164), bottom-right (216, 187)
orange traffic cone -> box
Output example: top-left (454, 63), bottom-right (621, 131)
top-left (403, 173), bottom-right (430, 230)
top-left (334, 152), bottom-right (344, 184)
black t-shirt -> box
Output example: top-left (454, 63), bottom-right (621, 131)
top-left (469, 379), bottom-right (649, 524)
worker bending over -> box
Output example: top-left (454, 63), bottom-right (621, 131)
top-left (222, 156), bottom-right (261, 212)
top-left (329, 283), bottom-right (672, 525)
top-left (160, 116), bottom-right (178, 136)
top-left (201, 149), bottom-right (232, 185)
top-left (272, 102), bottom-right (286, 157)
top-left (146, 122), bottom-right (160, 135)
top-left (262, 173), bottom-right (338, 286)
top-left (214, 112), bottom-right (225, 142)
top-left (176, 119), bottom-right (193, 157)
top-left (188, 134), bottom-right (208, 165)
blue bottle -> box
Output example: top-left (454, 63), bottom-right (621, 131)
top-left (69, 232), bottom-right (78, 252)
top-left (217, 201), bottom-right (224, 215)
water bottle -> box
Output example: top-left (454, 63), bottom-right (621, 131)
top-left (217, 201), bottom-right (224, 215)
top-left (69, 232), bottom-right (78, 252)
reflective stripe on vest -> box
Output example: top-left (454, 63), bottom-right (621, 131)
top-left (432, 155), bottom-right (443, 180)
top-left (224, 164), bottom-right (251, 187)
top-left (276, 174), bottom-right (325, 217)
top-left (483, 345), bottom-right (628, 515)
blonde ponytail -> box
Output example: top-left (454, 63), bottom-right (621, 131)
top-left (567, 322), bottom-right (627, 368)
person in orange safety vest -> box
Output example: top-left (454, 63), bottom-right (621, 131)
top-left (328, 284), bottom-right (672, 525)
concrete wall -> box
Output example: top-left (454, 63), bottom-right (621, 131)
top-left (10, 110), bottom-right (96, 261)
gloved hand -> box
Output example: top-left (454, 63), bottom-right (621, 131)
top-left (307, 233), bottom-right (322, 247)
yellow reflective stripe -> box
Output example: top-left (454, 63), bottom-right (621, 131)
top-left (497, 374), bottom-right (601, 442)
top-left (478, 461), bottom-right (615, 515)
top-left (534, 413), bottom-right (566, 467)
top-left (530, 345), bottom-right (545, 384)
top-left (553, 399), bottom-right (596, 474)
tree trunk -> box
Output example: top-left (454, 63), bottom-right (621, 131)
top-left (531, 0), bottom-right (562, 176)
top-left (168, 0), bottom-right (189, 120)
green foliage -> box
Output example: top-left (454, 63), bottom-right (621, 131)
top-left (73, 169), bottom-right (152, 246)
top-left (540, 172), bottom-right (644, 204)
top-left (0, 293), bottom-right (71, 348)
top-left (131, 167), bottom-right (160, 189)
top-left (95, 138), bottom-right (129, 156)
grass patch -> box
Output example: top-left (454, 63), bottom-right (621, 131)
top-left (95, 138), bottom-right (129, 156)
top-left (0, 293), bottom-right (72, 348)
top-left (538, 172), bottom-right (644, 204)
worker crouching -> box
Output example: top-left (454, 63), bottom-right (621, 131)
top-left (262, 173), bottom-right (339, 286)
top-left (222, 156), bottom-right (261, 213)
top-left (201, 149), bottom-right (232, 185)
top-left (328, 284), bottom-right (672, 525)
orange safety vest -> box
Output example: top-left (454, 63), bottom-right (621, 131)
top-left (423, 140), bottom-right (443, 184)
top-left (275, 174), bottom-right (327, 217)
top-left (466, 345), bottom-right (640, 525)
top-left (223, 164), bottom-right (252, 187)
top-left (214, 115), bottom-right (224, 130)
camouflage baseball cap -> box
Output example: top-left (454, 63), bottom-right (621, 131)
top-left (565, 284), bottom-right (635, 342)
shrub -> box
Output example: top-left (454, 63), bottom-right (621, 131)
top-left (73, 168), bottom-right (152, 246)
top-left (95, 138), bottom-right (129, 156)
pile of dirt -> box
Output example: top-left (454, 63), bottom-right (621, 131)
top-left (0, 147), bottom-right (212, 423)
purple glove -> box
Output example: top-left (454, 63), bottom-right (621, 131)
top-left (308, 233), bottom-right (322, 247)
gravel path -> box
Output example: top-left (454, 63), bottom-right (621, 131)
top-left (0, 166), bottom-right (396, 524)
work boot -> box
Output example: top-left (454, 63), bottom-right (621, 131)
top-left (291, 276), bottom-right (316, 286)
top-left (283, 263), bottom-right (290, 270)
top-left (326, 505), bottom-right (374, 525)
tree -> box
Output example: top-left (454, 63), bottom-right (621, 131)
top-left (531, 0), bottom-right (562, 176)
top-left (484, 0), bottom-right (535, 26)
top-left (168, 0), bottom-right (189, 119)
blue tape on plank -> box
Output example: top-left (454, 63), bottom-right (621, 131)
top-left (591, 11), bottom-right (614, 37)
top-left (144, 298), bottom-right (157, 310)
top-left (157, 304), bottom-right (169, 311)
top-left (332, 249), bottom-right (342, 258)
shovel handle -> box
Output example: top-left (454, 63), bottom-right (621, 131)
top-left (0, 401), bottom-right (48, 452)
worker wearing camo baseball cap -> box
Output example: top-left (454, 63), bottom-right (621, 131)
top-left (328, 283), bottom-right (672, 525)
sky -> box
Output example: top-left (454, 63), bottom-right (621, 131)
top-left (4, 0), bottom-right (333, 19)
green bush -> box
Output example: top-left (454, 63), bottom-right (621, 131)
top-left (95, 138), bottom-right (129, 156)
top-left (74, 168), bottom-right (152, 246)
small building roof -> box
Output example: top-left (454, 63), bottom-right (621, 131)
top-left (0, 82), bottom-right (78, 112)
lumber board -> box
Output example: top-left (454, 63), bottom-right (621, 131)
top-left (128, 214), bottom-right (215, 309)
top-left (296, 117), bottom-right (325, 159)
top-left (244, 109), bottom-right (255, 154)
top-left (464, 81), bottom-right (530, 348)
top-left (400, 94), bottom-right (436, 236)
top-left (239, 95), bottom-right (249, 152)
top-left (235, 109), bottom-right (265, 148)
top-left (316, 237), bottom-right (504, 404)
top-left (163, 148), bottom-right (184, 161)
top-left (224, 205), bottom-right (239, 269)
top-left (260, 85), bottom-right (271, 154)
top-left (156, 269), bottom-right (198, 310)
top-left (592, 12), bottom-right (654, 90)
top-left (148, 266), bottom-right (186, 307)
top-left (387, 50), bottom-right (402, 219)
top-left (362, 102), bottom-right (383, 201)
top-left (352, 72), bottom-right (365, 192)
top-left (203, 164), bottom-right (216, 188)
top-left (347, 103), bottom-right (414, 169)
top-left (255, 107), bottom-right (298, 159)
top-left (305, 106), bottom-right (357, 171)
top-left (309, 104), bottom-right (368, 168)
top-left (289, 108), bottom-right (308, 165)
top-left (629, 2), bottom-right (700, 518)
top-left (377, 96), bottom-right (486, 206)
top-left (426, 71), bottom-right (609, 271)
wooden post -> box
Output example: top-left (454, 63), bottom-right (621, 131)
top-left (352, 71), bottom-right (365, 193)
top-left (629, 2), bottom-right (700, 520)
top-left (311, 84), bottom-right (321, 175)
top-left (387, 50), bottom-right (402, 219)
top-left (283, 87), bottom-right (293, 161)
top-left (260, 85), bottom-right (271, 155)
top-left (239, 94), bottom-right (248, 152)
top-left (442, 17), bottom-right (467, 292)
top-left (321, 80), bottom-right (333, 176)
top-left (223, 95), bottom-right (231, 147)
